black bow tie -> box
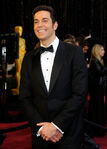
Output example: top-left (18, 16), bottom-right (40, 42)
top-left (39, 45), bottom-right (54, 54)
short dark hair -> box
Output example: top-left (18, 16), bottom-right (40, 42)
top-left (32, 5), bottom-right (57, 24)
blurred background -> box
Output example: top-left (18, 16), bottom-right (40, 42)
top-left (0, 0), bottom-right (107, 52)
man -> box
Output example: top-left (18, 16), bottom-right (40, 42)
top-left (19, 5), bottom-right (88, 149)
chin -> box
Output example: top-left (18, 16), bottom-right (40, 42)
top-left (36, 35), bottom-right (45, 40)
top-left (39, 37), bottom-right (47, 41)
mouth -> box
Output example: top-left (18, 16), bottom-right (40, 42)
top-left (37, 29), bottom-right (46, 33)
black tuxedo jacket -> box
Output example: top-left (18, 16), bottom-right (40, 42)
top-left (19, 40), bottom-right (88, 149)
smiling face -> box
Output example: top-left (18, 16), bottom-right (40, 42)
top-left (33, 10), bottom-right (58, 46)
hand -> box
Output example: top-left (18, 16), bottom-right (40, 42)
top-left (49, 129), bottom-right (63, 143)
top-left (37, 122), bottom-right (63, 142)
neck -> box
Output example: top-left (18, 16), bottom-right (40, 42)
top-left (40, 34), bottom-right (56, 47)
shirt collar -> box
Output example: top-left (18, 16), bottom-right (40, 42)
top-left (40, 36), bottom-right (59, 53)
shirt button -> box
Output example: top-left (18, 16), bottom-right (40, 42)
top-left (47, 58), bottom-right (49, 60)
top-left (46, 69), bottom-right (48, 71)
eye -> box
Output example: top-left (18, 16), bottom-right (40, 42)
top-left (42, 19), bottom-right (48, 23)
top-left (34, 20), bottom-right (38, 24)
top-left (34, 21), bottom-right (38, 24)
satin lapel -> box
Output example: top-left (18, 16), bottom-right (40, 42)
top-left (49, 41), bottom-right (65, 93)
top-left (32, 49), bottom-right (48, 94)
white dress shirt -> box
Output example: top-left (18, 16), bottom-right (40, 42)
top-left (40, 36), bottom-right (58, 91)
top-left (37, 37), bottom-right (64, 136)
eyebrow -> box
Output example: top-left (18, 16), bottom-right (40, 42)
top-left (34, 17), bottom-right (49, 21)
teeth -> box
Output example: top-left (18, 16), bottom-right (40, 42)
top-left (38, 30), bottom-right (45, 33)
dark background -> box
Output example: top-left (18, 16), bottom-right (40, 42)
top-left (0, 0), bottom-right (107, 53)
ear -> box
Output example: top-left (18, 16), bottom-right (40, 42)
top-left (53, 21), bottom-right (58, 31)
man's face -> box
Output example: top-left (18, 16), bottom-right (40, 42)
top-left (33, 10), bottom-right (58, 42)
top-left (83, 45), bottom-right (89, 53)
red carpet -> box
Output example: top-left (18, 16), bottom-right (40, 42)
top-left (0, 121), bottom-right (107, 149)
top-left (95, 134), bottom-right (107, 149)
top-left (0, 121), bottom-right (32, 149)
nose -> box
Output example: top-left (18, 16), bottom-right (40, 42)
top-left (38, 21), bottom-right (43, 27)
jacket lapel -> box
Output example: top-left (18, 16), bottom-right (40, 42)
top-left (49, 41), bottom-right (65, 93)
